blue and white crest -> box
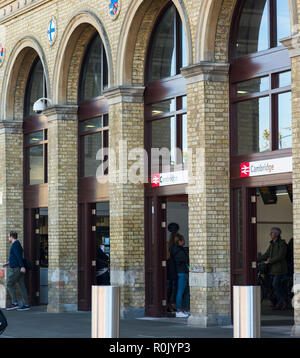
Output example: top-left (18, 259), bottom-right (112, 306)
top-left (47, 17), bottom-right (57, 45)
top-left (109, 0), bottom-right (121, 20)
top-left (0, 42), bottom-right (4, 67)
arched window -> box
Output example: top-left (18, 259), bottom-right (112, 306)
top-left (145, 4), bottom-right (188, 172)
top-left (78, 33), bottom-right (109, 179)
top-left (230, 0), bottom-right (292, 157)
top-left (232, 0), bottom-right (291, 58)
top-left (79, 34), bottom-right (108, 103)
top-left (24, 57), bottom-right (48, 186)
top-left (24, 58), bottom-right (47, 117)
top-left (147, 4), bottom-right (187, 83)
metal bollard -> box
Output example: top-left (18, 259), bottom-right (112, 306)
top-left (92, 286), bottom-right (120, 338)
top-left (233, 286), bottom-right (261, 338)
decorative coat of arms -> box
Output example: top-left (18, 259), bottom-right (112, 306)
top-left (109, 0), bottom-right (121, 20)
top-left (47, 16), bottom-right (57, 45)
top-left (0, 42), bottom-right (4, 67)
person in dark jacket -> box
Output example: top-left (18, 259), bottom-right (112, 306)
top-left (258, 227), bottom-right (288, 310)
top-left (170, 233), bottom-right (190, 318)
top-left (166, 232), bottom-right (178, 312)
top-left (3, 232), bottom-right (30, 311)
top-left (96, 246), bottom-right (110, 285)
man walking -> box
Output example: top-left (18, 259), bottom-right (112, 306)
top-left (3, 232), bottom-right (30, 311)
top-left (258, 227), bottom-right (288, 310)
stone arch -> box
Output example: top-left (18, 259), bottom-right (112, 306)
top-left (197, 0), bottom-right (298, 64)
top-left (53, 11), bottom-right (113, 104)
top-left (1, 37), bottom-right (49, 121)
top-left (116, 0), bottom-right (193, 86)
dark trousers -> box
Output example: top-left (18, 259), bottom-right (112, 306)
top-left (7, 267), bottom-right (29, 305)
top-left (96, 270), bottom-right (110, 285)
top-left (271, 274), bottom-right (287, 306)
top-left (167, 279), bottom-right (177, 305)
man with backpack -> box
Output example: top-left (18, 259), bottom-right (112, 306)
top-left (3, 231), bottom-right (30, 311)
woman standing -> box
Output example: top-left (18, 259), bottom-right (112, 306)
top-left (171, 233), bottom-right (190, 318)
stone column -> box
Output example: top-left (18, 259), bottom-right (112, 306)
top-left (44, 105), bottom-right (78, 312)
top-left (0, 120), bottom-right (24, 308)
top-left (181, 63), bottom-right (231, 327)
top-left (103, 86), bottom-right (145, 318)
top-left (281, 35), bottom-right (300, 335)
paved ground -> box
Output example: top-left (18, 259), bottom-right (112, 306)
top-left (0, 305), bottom-right (298, 339)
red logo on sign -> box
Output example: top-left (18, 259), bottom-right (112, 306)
top-left (240, 162), bottom-right (250, 177)
top-left (152, 174), bottom-right (161, 187)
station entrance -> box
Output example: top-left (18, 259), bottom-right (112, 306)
top-left (231, 184), bottom-right (294, 322)
top-left (145, 194), bottom-right (189, 317)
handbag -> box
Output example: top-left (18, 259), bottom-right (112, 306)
top-left (0, 310), bottom-right (8, 335)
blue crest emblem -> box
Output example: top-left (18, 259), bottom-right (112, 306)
top-left (109, 0), bottom-right (121, 19)
top-left (0, 43), bottom-right (4, 67)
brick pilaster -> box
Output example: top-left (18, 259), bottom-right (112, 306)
top-left (44, 105), bottom-right (78, 312)
top-left (103, 86), bottom-right (145, 318)
top-left (0, 120), bottom-right (23, 308)
top-left (182, 63), bottom-right (231, 326)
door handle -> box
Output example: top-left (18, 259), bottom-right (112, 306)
top-left (252, 261), bottom-right (257, 269)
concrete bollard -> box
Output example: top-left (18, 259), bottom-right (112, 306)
top-left (233, 286), bottom-right (261, 338)
top-left (91, 286), bottom-right (120, 338)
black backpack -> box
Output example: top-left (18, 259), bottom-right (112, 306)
top-left (0, 310), bottom-right (8, 335)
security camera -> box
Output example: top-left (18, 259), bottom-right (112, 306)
top-left (33, 98), bottom-right (53, 113)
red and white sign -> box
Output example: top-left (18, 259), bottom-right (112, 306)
top-left (152, 171), bottom-right (188, 187)
top-left (240, 157), bottom-right (292, 178)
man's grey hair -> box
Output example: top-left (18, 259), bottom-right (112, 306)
top-left (271, 227), bottom-right (281, 236)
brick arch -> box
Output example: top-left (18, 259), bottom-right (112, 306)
top-left (53, 11), bottom-right (112, 105)
top-left (197, 0), bottom-right (298, 63)
top-left (1, 37), bottom-right (49, 121)
top-left (116, 0), bottom-right (193, 85)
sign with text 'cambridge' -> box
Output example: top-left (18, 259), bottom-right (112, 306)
top-left (240, 157), bottom-right (292, 178)
top-left (152, 171), bottom-right (188, 187)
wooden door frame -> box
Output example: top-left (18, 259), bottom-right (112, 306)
top-left (145, 192), bottom-right (188, 317)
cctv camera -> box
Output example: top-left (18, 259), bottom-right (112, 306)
top-left (33, 98), bottom-right (53, 113)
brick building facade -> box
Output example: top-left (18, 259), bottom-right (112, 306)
top-left (0, 0), bottom-right (299, 332)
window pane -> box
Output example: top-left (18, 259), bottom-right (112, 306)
top-left (149, 6), bottom-right (176, 81)
top-left (180, 20), bottom-right (188, 68)
top-left (235, 0), bottom-right (269, 57)
top-left (278, 92), bottom-right (292, 149)
top-left (83, 132), bottom-right (102, 177)
top-left (277, 0), bottom-right (291, 45)
top-left (79, 117), bottom-right (102, 132)
top-left (80, 35), bottom-right (107, 102)
top-left (182, 114), bottom-right (188, 164)
top-left (236, 76), bottom-right (269, 96)
top-left (151, 117), bottom-right (176, 166)
top-left (279, 71), bottom-right (291, 87)
top-left (151, 99), bottom-right (176, 116)
top-left (25, 59), bottom-right (45, 116)
top-left (103, 114), bottom-right (109, 127)
top-left (29, 145), bottom-right (44, 185)
top-left (26, 131), bottom-right (44, 145)
top-left (237, 97), bottom-right (270, 155)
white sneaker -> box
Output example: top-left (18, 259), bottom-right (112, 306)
top-left (176, 311), bottom-right (189, 318)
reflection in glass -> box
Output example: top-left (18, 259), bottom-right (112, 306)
top-left (237, 97), bottom-right (270, 155)
top-left (26, 131), bottom-right (43, 145)
top-left (80, 117), bottom-right (102, 132)
top-left (182, 114), bottom-right (188, 164)
top-left (237, 76), bottom-right (269, 96)
top-left (149, 6), bottom-right (175, 81)
top-left (80, 35), bottom-right (108, 102)
top-left (151, 99), bottom-right (176, 116)
top-left (84, 132), bottom-right (102, 177)
top-left (25, 59), bottom-right (45, 116)
top-left (277, 0), bottom-right (291, 45)
top-left (278, 92), bottom-right (292, 149)
top-left (151, 117), bottom-right (176, 166)
top-left (29, 145), bottom-right (44, 185)
top-left (279, 71), bottom-right (291, 88)
top-left (235, 0), bottom-right (268, 57)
